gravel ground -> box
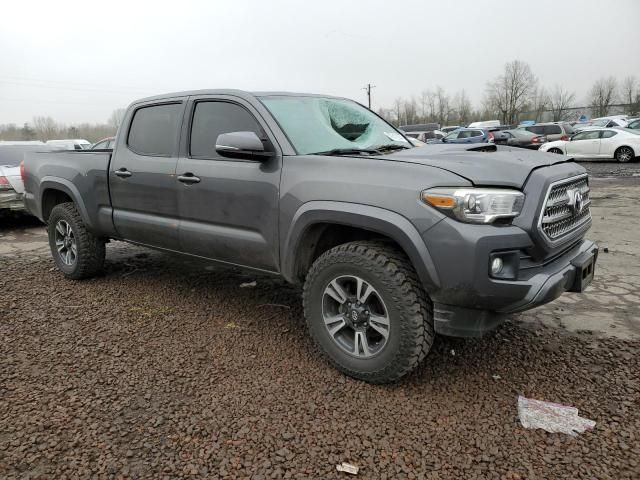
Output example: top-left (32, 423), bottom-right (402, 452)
top-left (580, 160), bottom-right (640, 178)
top-left (1, 169), bottom-right (639, 479)
top-left (1, 246), bottom-right (639, 479)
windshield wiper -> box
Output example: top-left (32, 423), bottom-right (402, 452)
top-left (369, 144), bottom-right (411, 152)
top-left (311, 148), bottom-right (380, 156)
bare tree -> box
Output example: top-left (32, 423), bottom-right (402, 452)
top-left (528, 87), bottom-right (549, 122)
top-left (393, 98), bottom-right (403, 126)
top-left (108, 108), bottom-right (126, 129)
top-left (452, 90), bottom-right (472, 125)
top-left (548, 85), bottom-right (576, 121)
top-left (434, 86), bottom-right (450, 126)
top-left (485, 60), bottom-right (538, 124)
top-left (589, 77), bottom-right (617, 117)
top-left (32, 116), bottom-right (60, 141)
top-left (403, 97), bottom-right (419, 125)
top-left (620, 76), bottom-right (638, 114)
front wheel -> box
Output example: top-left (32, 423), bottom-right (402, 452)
top-left (615, 146), bottom-right (635, 163)
top-left (48, 202), bottom-right (105, 279)
top-left (303, 241), bottom-right (434, 384)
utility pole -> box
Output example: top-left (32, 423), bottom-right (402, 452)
top-left (363, 83), bottom-right (376, 109)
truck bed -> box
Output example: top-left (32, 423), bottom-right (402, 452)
top-left (23, 150), bottom-right (114, 234)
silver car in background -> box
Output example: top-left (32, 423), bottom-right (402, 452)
top-left (0, 143), bottom-right (54, 214)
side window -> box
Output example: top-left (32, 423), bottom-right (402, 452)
top-left (527, 126), bottom-right (543, 135)
top-left (572, 132), bottom-right (588, 141)
top-left (576, 131), bottom-right (601, 141)
top-left (190, 101), bottom-right (263, 159)
top-left (128, 103), bottom-right (182, 156)
top-left (107, 139), bottom-right (115, 149)
top-left (445, 131), bottom-right (459, 140)
top-left (458, 131), bottom-right (471, 139)
top-left (93, 141), bottom-right (107, 149)
top-left (601, 130), bottom-right (618, 139)
top-left (544, 125), bottom-right (562, 135)
top-left (469, 130), bottom-right (483, 138)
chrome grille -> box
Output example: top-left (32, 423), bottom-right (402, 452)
top-left (539, 175), bottom-right (591, 241)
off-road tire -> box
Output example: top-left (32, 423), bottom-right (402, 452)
top-left (303, 240), bottom-right (434, 384)
top-left (48, 202), bottom-right (105, 280)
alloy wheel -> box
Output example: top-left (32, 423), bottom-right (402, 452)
top-left (54, 220), bottom-right (77, 266)
top-left (322, 275), bottom-right (390, 358)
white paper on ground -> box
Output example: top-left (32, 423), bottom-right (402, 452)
top-left (518, 395), bottom-right (596, 436)
top-left (336, 462), bottom-right (359, 475)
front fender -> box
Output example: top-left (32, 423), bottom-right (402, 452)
top-left (282, 201), bottom-right (441, 292)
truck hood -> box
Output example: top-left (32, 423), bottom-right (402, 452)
top-left (371, 144), bottom-right (574, 188)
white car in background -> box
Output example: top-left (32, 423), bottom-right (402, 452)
top-left (539, 128), bottom-right (639, 163)
top-left (46, 139), bottom-right (92, 150)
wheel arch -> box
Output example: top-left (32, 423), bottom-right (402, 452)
top-left (40, 177), bottom-right (94, 229)
top-left (282, 201), bottom-right (440, 292)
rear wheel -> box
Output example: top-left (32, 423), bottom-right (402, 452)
top-left (548, 148), bottom-right (563, 154)
top-left (303, 241), bottom-right (434, 384)
top-left (615, 146), bottom-right (634, 163)
top-left (48, 202), bottom-right (105, 279)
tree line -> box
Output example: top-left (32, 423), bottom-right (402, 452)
top-left (0, 109), bottom-right (125, 143)
top-left (377, 60), bottom-right (640, 127)
top-left (1, 62), bottom-right (639, 141)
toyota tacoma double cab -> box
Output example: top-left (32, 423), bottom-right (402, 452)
top-left (23, 90), bottom-right (598, 383)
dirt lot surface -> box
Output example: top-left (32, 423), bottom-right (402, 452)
top-left (1, 163), bottom-right (639, 479)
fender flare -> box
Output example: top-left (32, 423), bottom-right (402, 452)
top-left (39, 177), bottom-right (94, 230)
top-left (282, 201), bottom-right (440, 292)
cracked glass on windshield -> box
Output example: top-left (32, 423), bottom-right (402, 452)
top-left (260, 96), bottom-right (411, 154)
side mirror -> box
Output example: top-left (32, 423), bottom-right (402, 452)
top-left (215, 131), bottom-right (273, 160)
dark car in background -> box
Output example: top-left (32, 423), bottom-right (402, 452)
top-left (517, 122), bottom-right (574, 142)
top-left (495, 129), bottom-right (547, 149)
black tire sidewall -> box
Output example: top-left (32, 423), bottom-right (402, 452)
top-left (306, 255), bottom-right (409, 375)
top-left (616, 147), bottom-right (633, 163)
top-left (48, 206), bottom-right (84, 277)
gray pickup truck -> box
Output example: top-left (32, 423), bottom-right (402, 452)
top-left (23, 90), bottom-right (598, 383)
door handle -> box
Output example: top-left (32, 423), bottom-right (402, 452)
top-left (178, 173), bottom-right (201, 184)
top-left (114, 168), bottom-right (132, 178)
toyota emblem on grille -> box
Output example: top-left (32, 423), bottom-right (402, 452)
top-left (567, 189), bottom-right (584, 214)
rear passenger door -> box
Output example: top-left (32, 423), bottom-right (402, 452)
top-left (543, 124), bottom-right (562, 141)
top-left (598, 130), bottom-right (619, 158)
top-left (175, 96), bottom-right (281, 272)
top-left (109, 100), bottom-right (185, 250)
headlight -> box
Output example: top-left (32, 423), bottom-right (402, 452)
top-left (421, 188), bottom-right (525, 224)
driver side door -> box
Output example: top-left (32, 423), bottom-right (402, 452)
top-left (176, 96), bottom-right (282, 272)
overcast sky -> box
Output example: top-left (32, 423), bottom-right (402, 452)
top-left (1, 0), bottom-right (639, 125)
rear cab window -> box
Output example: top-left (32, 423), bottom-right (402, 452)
top-left (127, 103), bottom-right (183, 156)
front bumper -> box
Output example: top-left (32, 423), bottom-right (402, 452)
top-left (423, 218), bottom-right (598, 337)
top-left (0, 190), bottom-right (25, 211)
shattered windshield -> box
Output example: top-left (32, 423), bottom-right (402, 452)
top-left (260, 96), bottom-right (412, 155)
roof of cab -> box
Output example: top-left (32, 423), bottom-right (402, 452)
top-left (131, 89), bottom-right (347, 105)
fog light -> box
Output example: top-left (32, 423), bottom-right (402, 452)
top-left (491, 257), bottom-right (504, 275)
